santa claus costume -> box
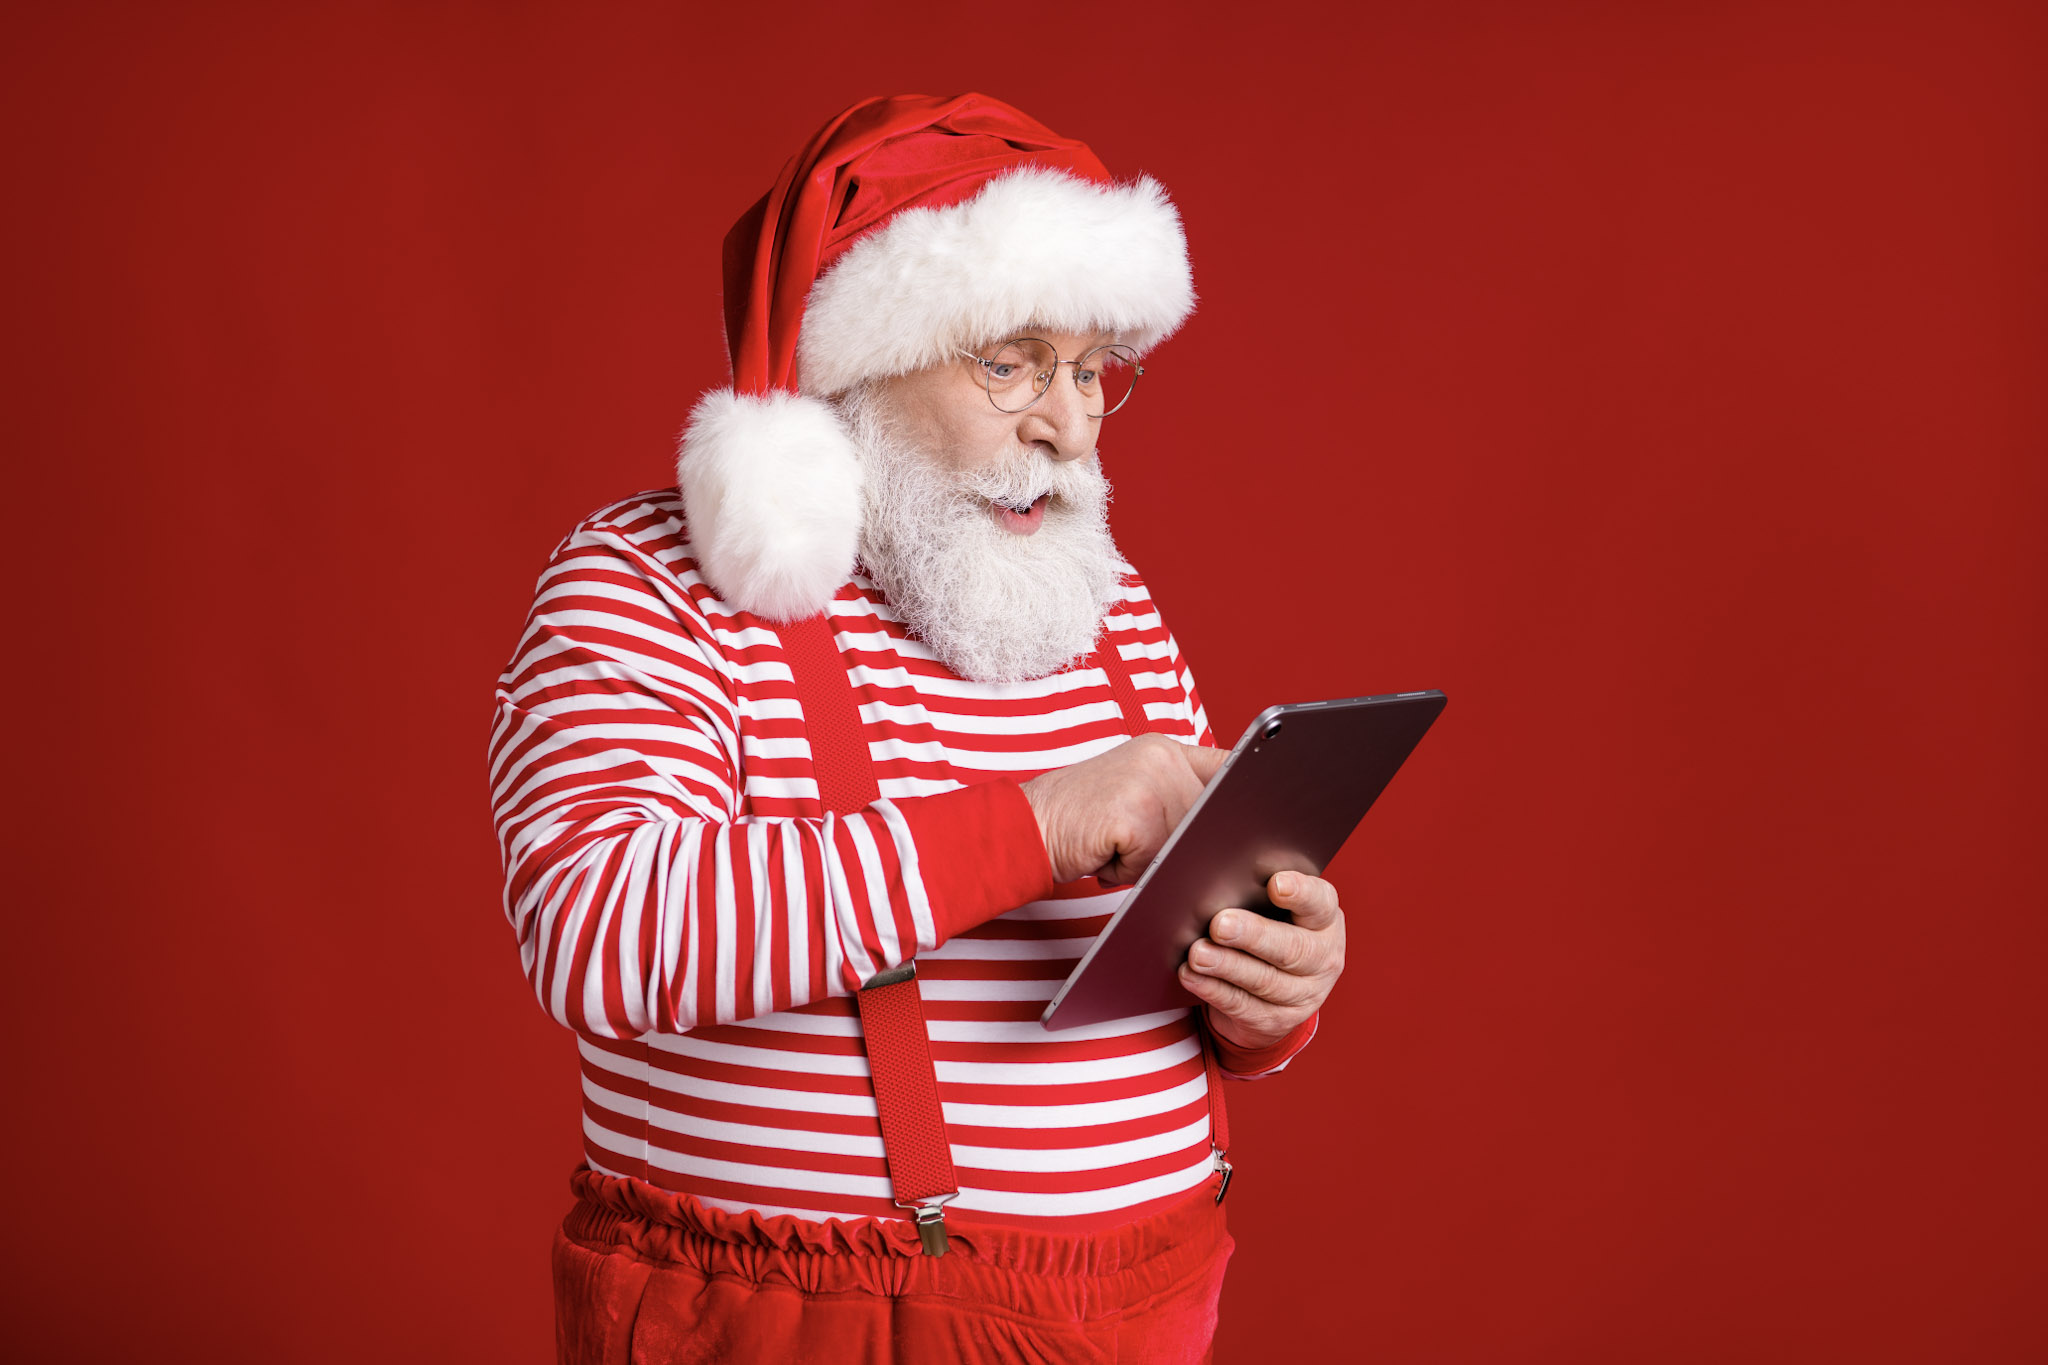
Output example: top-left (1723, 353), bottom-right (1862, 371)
top-left (490, 93), bottom-right (1317, 1365)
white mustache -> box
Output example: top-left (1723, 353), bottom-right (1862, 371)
top-left (960, 450), bottom-right (1101, 509)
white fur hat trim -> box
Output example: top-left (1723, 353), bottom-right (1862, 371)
top-left (796, 166), bottom-right (1196, 397)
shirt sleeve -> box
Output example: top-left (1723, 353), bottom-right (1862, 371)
top-left (487, 517), bottom-right (1054, 1038)
top-left (1213, 1012), bottom-right (1321, 1079)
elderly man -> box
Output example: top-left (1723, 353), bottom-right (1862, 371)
top-left (490, 93), bottom-right (1346, 1364)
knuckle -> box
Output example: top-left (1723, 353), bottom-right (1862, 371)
top-left (1274, 926), bottom-right (1314, 969)
top-left (1213, 949), bottom-right (1255, 989)
top-left (1107, 809), bottom-right (1144, 849)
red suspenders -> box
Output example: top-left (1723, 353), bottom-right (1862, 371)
top-left (780, 611), bottom-right (960, 1254)
top-left (775, 610), bottom-right (1233, 1256)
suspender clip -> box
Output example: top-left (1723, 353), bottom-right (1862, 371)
top-left (863, 961), bottom-right (918, 991)
top-left (907, 1196), bottom-right (954, 1257)
top-left (1213, 1147), bottom-right (1234, 1204)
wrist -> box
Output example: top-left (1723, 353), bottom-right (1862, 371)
top-left (1017, 774), bottom-right (1068, 882)
top-left (1207, 1010), bottom-right (1319, 1075)
top-left (1019, 774), bottom-right (1050, 843)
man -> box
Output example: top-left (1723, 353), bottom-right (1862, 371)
top-left (490, 93), bottom-right (1348, 1364)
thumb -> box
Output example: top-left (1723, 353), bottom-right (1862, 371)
top-left (1180, 744), bottom-right (1230, 785)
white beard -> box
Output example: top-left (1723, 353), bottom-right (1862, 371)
top-left (839, 385), bottom-right (1127, 684)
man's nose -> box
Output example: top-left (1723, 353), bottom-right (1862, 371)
top-left (1016, 375), bottom-right (1094, 460)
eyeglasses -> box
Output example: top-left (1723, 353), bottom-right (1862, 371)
top-left (955, 338), bottom-right (1144, 418)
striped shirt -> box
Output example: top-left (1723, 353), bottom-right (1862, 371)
top-left (489, 489), bottom-right (1314, 1228)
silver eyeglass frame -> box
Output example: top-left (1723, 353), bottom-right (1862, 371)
top-left (954, 338), bottom-right (1144, 419)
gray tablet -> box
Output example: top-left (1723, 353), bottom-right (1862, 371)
top-left (1040, 690), bottom-right (1447, 1031)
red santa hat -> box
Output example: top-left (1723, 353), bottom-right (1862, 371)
top-left (677, 92), bottom-right (1196, 620)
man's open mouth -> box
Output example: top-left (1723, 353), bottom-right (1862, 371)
top-left (991, 493), bottom-right (1050, 535)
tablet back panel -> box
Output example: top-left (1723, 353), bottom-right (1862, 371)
top-left (1040, 691), bottom-right (1446, 1031)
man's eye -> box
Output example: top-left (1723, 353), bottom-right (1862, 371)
top-left (1077, 369), bottom-right (1099, 387)
top-left (988, 363), bottom-right (1018, 380)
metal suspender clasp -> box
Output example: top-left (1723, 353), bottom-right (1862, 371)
top-left (1213, 1146), bottom-right (1234, 1205)
top-left (863, 961), bottom-right (917, 991)
top-left (907, 1195), bottom-right (955, 1257)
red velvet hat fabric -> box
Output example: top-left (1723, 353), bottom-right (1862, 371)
top-left (718, 93), bottom-right (1113, 396)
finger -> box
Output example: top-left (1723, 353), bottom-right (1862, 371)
top-left (1268, 871), bottom-right (1342, 931)
top-left (1177, 962), bottom-right (1289, 1033)
top-left (1210, 907), bottom-right (1323, 975)
top-left (1186, 938), bottom-right (1318, 1006)
top-left (1180, 744), bottom-right (1229, 784)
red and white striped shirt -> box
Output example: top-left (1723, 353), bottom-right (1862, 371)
top-left (490, 490), bottom-right (1314, 1228)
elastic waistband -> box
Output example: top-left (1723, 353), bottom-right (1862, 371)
top-left (561, 1166), bottom-right (1230, 1302)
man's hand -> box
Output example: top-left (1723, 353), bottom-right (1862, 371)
top-left (1020, 734), bottom-right (1228, 885)
top-left (1178, 871), bottom-right (1345, 1054)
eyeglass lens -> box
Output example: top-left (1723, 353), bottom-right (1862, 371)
top-left (980, 340), bottom-right (1141, 416)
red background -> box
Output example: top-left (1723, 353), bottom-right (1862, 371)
top-left (6, 2), bottom-right (2043, 1360)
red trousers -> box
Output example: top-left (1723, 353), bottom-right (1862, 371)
top-left (553, 1167), bottom-right (1234, 1364)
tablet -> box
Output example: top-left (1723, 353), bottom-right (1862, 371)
top-left (1039, 690), bottom-right (1447, 1032)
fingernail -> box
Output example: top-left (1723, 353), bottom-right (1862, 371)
top-left (1190, 942), bottom-right (1214, 969)
top-left (1213, 912), bottom-right (1240, 942)
top-left (1275, 873), bottom-right (1297, 897)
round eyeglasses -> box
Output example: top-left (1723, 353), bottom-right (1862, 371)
top-left (955, 338), bottom-right (1144, 417)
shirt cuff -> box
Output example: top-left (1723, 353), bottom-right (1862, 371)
top-left (1213, 1011), bottom-right (1320, 1078)
top-left (888, 779), bottom-right (1056, 942)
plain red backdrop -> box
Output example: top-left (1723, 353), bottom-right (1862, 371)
top-left (4, 2), bottom-right (2043, 1361)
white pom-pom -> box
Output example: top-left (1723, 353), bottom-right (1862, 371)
top-left (675, 389), bottom-right (862, 620)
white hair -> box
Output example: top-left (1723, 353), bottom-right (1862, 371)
top-left (838, 384), bottom-right (1127, 684)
